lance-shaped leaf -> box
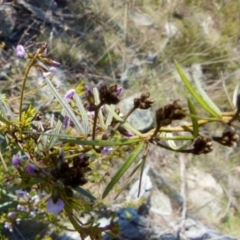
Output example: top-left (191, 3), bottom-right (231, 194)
top-left (233, 83), bottom-right (240, 109)
top-left (187, 98), bottom-right (199, 138)
top-left (45, 77), bottom-right (85, 133)
top-left (74, 93), bottom-right (90, 134)
top-left (193, 76), bottom-right (222, 116)
top-left (114, 158), bottom-right (144, 200)
top-left (74, 187), bottom-right (96, 201)
top-left (102, 142), bottom-right (144, 199)
top-left (60, 137), bottom-right (141, 146)
top-left (174, 61), bottom-right (219, 117)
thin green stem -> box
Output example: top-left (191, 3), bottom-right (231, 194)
top-left (19, 50), bottom-right (41, 122)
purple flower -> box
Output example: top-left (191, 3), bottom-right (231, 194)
top-left (42, 67), bottom-right (56, 78)
top-left (51, 60), bottom-right (61, 67)
top-left (124, 131), bottom-right (134, 137)
top-left (8, 212), bottom-right (16, 219)
top-left (101, 147), bottom-right (113, 155)
top-left (85, 86), bottom-right (91, 96)
top-left (16, 190), bottom-right (29, 201)
top-left (64, 89), bottom-right (75, 101)
top-left (46, 198), bottom-right (64, 215)
top-left (17, 204), bottom-right (26, 212)
top-left (63, 115), bottom-right (71, 128)
top-left (12, 155), bottom-right (21, 168)
top-left (16, 45), bottom-right (28, 58)
top-left (25, 163), bottom-right (38, 176)
top-left (116, 86), bottom-right (122, 96)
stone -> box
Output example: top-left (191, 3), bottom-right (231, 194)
top-left (0, 5), bottom-right (16, 38)
top-left (188, 189), bottom-right (222, 219)
top-left (119, 93), bottom-right (154, 132)
top-left (187, 168), bottom-right (223, 196)
top-left (149, 189), bottom-right (173, 217)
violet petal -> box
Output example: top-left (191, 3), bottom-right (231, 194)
top-left (46, 198), bottom-right (64, 215)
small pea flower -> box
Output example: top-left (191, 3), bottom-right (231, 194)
top-left (64, 89), bottom-right (75, 101)
top-left (25, 163), bottom-right (38, 176)
top-left (8, 212), bottom-right (16, 219)
top-left (12, 155), bottom-right (21, 168)
top-left (101, 147), bottom-right (113, 155)
top-left (51, 60), bottom-right (61, 67)
top-left (63, 115), bottom-right (71, 128)
top-left (46, 198), bottom-right (64, 215)
top-left (42, 67), bottom-right (56, 78)
top-left (16, 45), bottom-right (28, 58)
top-left (17, 204), bottom-right (26, 212)
top-left (16, 190), bottom-right (29, 201)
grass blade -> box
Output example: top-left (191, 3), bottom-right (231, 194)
top-left (102, 142), bottom-right (144, 199)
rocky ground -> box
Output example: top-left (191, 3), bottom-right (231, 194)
top-left (1, 0), bottom-right (240, 239)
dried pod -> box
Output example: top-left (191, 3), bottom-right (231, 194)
top-left (192, 136), bottom-right (213, 155)
top-left (156, 100), bottom-right (186, 127)
top-left (212, 129), bottom-right (239, 147)
top-left (134, 92), bottom-right (154, 109)
top-left (99, 85), bottom-right (122, 105)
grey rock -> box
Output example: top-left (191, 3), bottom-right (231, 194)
top-left (150, 189), bottom-right (172, 217)
top-left (0, 4), bottom-right (16, 38)
top-left (119, 93), bottom-right (154, 132)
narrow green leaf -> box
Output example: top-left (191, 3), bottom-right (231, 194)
top-left (45, 77), bottom-right (85, 133)
top-left (74, 93), bottom-right (90, 134)
top-left (233, 83), bottom-right (239, 108)
top-left (61, 137), bottom-right (142, 146)
top-left (187, 98), bottom-right (199, 137)
top-left (102, 142), bottom-right (144, 199)
top-left (193, 76), bottom-right (222, 116)
top-left (174, 61), bottom-right (219, 117)
top-left (74, 187), bottom-right (96, 201)
top-left (114, 158), bottom-right (143, 200)
top-left (24, 130), bottom-right (142, 146)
